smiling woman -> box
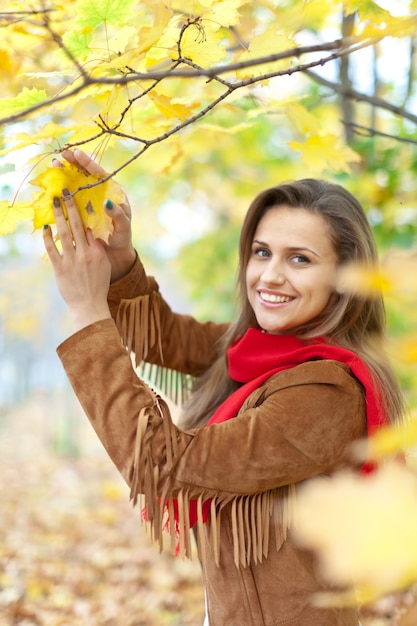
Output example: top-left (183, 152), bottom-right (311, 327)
top-left (43, 151), bottom-right (404, 626)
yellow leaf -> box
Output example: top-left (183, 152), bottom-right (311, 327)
top-left (177, 21), bottom-right (228, 67)
top-left (368, 417), bottom-right (417, 459)
top-left (337, 264), bottom-right (392, 297)
top-left (294, 463), bottom-right (417, 604)
top-left (202, 0), bottom-right (248, 28)
top-left (30, 163), bottom-right (126, 242)
top-left (288, 134), bottom-right (361, 174)
top-left (395, 336), bottom-right (417, 365)
top-left (148, 91), bottom-right (195, 121)
top-left (136, 2), bottom-right (173, 54)
top-left (236, 30), bottom-right (298, 79)
top-left (0, 200), bottom-right (34, 236)
top-left (284, 102), bottom-right (321, 135)
top-left (338, 250), bottom-right (417, 300)
top-left (0, 48), bottom-right (13, 75)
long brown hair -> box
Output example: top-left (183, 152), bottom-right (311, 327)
top-left (180, 179), bottom-right (404, 429)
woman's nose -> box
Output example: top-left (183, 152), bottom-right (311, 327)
top-left (261, 259), bottom-right (285, 284)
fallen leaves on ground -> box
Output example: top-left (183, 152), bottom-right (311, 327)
top-left (0, 390), bottom-right (205, 626)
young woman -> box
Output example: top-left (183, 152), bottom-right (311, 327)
top-left (43, 150), bottom-right (404, 626)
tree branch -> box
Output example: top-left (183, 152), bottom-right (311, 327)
top-left (0, 34), bottom-right (393, 128)
top-left (303, 69), bottom-right (417, 125)
top-left (344, 121), bottom-right (417, 145)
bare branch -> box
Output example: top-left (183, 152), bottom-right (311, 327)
top-left (345, 121), bottom-right (417, 145)
top-left (340, 13), bottom-right (356, 144)
top-left (303, 69), bottom-right (417, 125)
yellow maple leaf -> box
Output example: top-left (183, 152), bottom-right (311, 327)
top-left (237, 30), bottom-right (298, 80)
top-left (294, 463), bottom-right (417, 604)
top-left (288, 134), bottom-right (361, 174)
top-left (0, 200), bottom-right (34, 236)
top-left (337, 263), bottom-right (392, 297)
top-left (338, 250), bottom-right (417, 300)
top-left (284, 102), bottom-right (321, 135)
top-left (148, 91), bottom-right (195, 121)
top-left (177, 21), bottom-right (228, 67)
top-left (367, 417), bottom-right (417, 460)
top-left (202, 0), bottom-right (248, 28)
top-left (30, 163), bottom-right (126, 242)
top-left (136, 2), bottom-right (173, 55)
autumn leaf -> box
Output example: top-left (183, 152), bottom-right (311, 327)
top-left (337, 251), bottom-right (417, 299)
top-left (366, 417), bottom-right (417, 459)
top-left (0, 200), bottom-right (34, 236)
top-left (288, 134), bottom-right (361, 174)
top-left (284, 102), bottom-right (322, 135)
top-left (75, 0), bottom-right (136, 28)
top-left (136, 2), bottom-right (173, 55)
top-left (202, 0), bottom-right (248, 28)
top-left (236, 30), bottom-right (298, 79)
top-left (29, 163), bottom-right (126, 242)
top-left (148, 91), bottom-right (196, 121)
top-left (294, 463), bottom-right (417, 604)
top-left (61, 27), bottom-right (93, 61)
top-left (337, 264), bottom-right (392, 297)
top-left (177, 21), bottom-right (228, 67)
top-left (0, 87), bottom-right (47, 118)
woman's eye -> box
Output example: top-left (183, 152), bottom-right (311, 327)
top-left (291, 254), bottom-right (310, 264)
top-left (253, 247), bottom-right (270, 258)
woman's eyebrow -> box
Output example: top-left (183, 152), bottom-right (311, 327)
top-left (287, 246), bottom-right (320, 258)
top-left (253, 239), bottom-right (320, 257)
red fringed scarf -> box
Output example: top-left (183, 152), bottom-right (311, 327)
top-left (175, 329), bottom-right (389, 530)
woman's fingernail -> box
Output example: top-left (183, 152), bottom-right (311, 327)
top-left (105, 199), bottom-right (113, 210)
top-left (53, 197), bottom-right (61, 208)
top-left (43, 224), bottom-right (49, 230)
top-left (62, 188), bottom-right (71, 198)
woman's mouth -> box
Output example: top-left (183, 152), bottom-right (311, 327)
top-left (259, 292), bottom-right (293, 304)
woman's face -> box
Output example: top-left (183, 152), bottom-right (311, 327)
top-left (246, 205), bottom-right (339, 334)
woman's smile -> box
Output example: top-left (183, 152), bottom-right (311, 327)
top-left (258, 291), bottom-right (294, 304)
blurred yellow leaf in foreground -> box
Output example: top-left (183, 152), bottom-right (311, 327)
top-left (294, 463), bottom-right (417, 605)
top-left (367, 417), bottom-right (417, 460)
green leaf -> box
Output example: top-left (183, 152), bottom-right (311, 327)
top-left (62, 29), bottom-right (93, 61)
top-left (0, 88), bottom-right (47, 118)
top-left (75, 0), bottom-right (136, 28)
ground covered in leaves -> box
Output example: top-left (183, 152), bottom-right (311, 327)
top-left (0, 391), bottom-right (205, 626)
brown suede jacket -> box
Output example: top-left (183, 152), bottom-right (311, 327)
top-left (57, 254), bottom-right (366, 626)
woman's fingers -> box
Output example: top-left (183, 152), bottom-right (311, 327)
top-left (46, 189), bottom-right (90, 258)
top-left (42, 223), bottom-right (60, 264)
top-left (60, 189), bottom-right (87, 247)
top-left (61, 148), bottom-right (107, 177)
top-left (104, 198), bottom-right (131, 234)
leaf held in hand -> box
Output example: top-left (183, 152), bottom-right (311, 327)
top-left (30, 163), bottom-right (126, 242)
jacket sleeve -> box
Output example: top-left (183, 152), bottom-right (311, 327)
top-left (57, 319), bottom-right (366, 495)
top-left (107, 253), bottom-right (229, 376)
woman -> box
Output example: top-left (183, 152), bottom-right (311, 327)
top-left (43, 149), bottom-right (403, 626)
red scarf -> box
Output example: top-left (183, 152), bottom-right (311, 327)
top-left (208, 329), bottom-right (387, 435)
top-left (175, 329), bottom-right (389, 529)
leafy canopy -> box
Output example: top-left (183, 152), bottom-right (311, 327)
top-left (0, 0), bottom-right (415, 236)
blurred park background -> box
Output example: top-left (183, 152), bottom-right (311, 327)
top-left (1, 0), bottom-right (417, 624)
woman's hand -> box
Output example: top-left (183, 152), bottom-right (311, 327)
top-left (53, 149), bottom-right (137, 282)
top-left (43, 189), bottom-right (112, 333)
